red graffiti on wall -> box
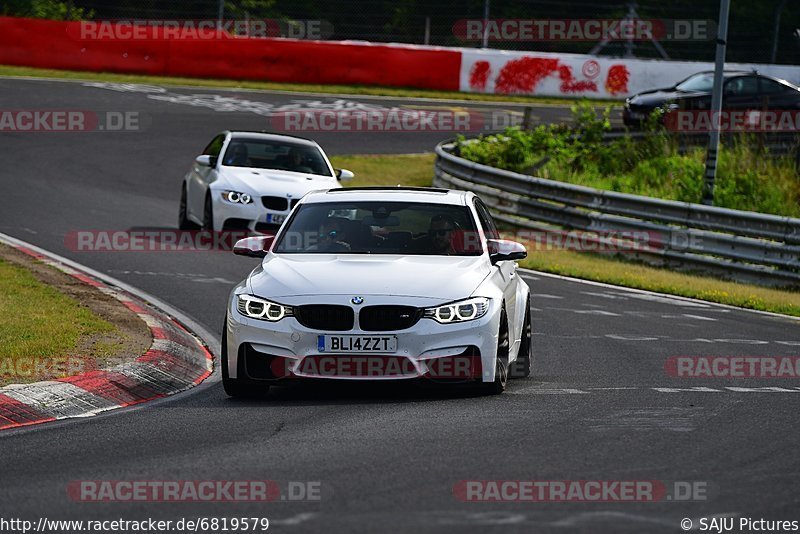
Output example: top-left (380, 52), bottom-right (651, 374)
top-left (487, 57), bottom-right (597, 94)
top-left (604, 64), bottom-right (630, 96)
top-left (469, 61), bottom-right (492, 91)
top-left (558, 65), bottom-right (597, 93)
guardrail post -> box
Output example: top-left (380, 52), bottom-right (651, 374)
top-left (522, 107), bottom-right (534, 131)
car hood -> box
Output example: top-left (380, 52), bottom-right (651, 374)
top-left (247, 254), bottom-right (492, 301)
top-left (217, 167), bottom-right (339, 196)
top-left (628, 88), bottom-right (702, 107)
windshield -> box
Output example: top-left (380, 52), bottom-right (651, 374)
top-left (274, 201), bottom-right (483, 255)
top-left (221, 138), bottom-right (333, 177)
top-left (675, 73), bottom-right (715, 92)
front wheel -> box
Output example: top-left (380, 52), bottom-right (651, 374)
top-left (508, 298), bottom-right (532, 379)
top-left (221, 317), bottom-right (269, 398)
top-left (480, 310), bottom-right (509, 395)
top-left (179, 185), bottom-right (199, 230)
top-left (202, 194), bottom-right (215, 231)
top-left (222, 377), bottom-right (269, 399)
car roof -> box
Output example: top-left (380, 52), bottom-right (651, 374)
top-left (226, 131), bottom-right (320, 147)
top-left (689, 70), bottom-right (779, 80)
top-left (300, 187), bottom-right (471, 206)
top-left (685, 71), bottom-right (799, 89)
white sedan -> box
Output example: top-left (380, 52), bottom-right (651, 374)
top-left (179, 131), bottom-right (353, 232)
top-left (222, 187), bottom-right (532, 397)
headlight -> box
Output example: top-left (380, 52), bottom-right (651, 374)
top-left (236, 295), bottom-right (293, 321)
top-left (423, 297), bottom-right (490, 324)
top-left (221, 190), bottom-right (253, 204)
top-left (665, 102), bottom-right (680, 111)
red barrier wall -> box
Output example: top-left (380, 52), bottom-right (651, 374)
top-left (0, 17), bottom-right (461, 91)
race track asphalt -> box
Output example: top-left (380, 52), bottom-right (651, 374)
top-left (1, 78), bottom-right (799, 533)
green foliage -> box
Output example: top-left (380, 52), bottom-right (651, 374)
top-left (458, 101), bottom-right (800, 217)
top-left (224, 0), bottom-right (278, 18)
top-left (2, 0), bottom-right (92, 20)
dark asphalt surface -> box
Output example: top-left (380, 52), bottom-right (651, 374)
top-left (1, 78), bottom-right (799, 533)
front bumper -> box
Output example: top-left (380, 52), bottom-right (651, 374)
top-left (225, 295), bottom-right (502, 384)
top-left (212, 196), bottom-right (289, 232)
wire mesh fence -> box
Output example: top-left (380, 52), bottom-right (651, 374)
top-left (3, 0), bottom-right (799, 65)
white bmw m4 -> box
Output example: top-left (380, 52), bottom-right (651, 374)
top-left (179, 131), bottom-right (353, 233)
top-left (223, 187), bottom-right (532, 397)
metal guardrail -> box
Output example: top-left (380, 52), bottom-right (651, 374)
top-left (434, 140), bottom-right (800, 287)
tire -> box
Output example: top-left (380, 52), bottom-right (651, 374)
top-left (178, 185), bottom-right (199, 230)
top-left (202, 194), bottom-right (214, 232)
top-left (508, 298), bottom-right (532, 379)
top-left (221, 317), bottom-right (270, 398)
top-left (480, 310), bottom-right (509, 395)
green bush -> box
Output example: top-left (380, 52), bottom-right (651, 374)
top-left (2, 0), bottom-right (92, 20)
top-left (457, 101), bottom-right (800, 217)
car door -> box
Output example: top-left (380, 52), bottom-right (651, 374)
top-left (758, 77), bottom-right (798, 110)
top-left (723, 76), bottom-right (761, 110)
top-left (188, 134), bottom-right (225, 219)
top-left (474, 199), bottom-right (521, 350)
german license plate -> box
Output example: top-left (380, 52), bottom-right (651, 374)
top-left (266, 213), bottom-right (285, 224)
top-left (318, 335), bottom-right (397, 353)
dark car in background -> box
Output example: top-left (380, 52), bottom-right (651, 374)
top-left (623, 71), bottom-right (800, 127)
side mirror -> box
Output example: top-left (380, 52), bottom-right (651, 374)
top-left (233, 235), bottom-right (274, 258)
top-left (195, 155), bottom-right (215, 167)
top-left (335, 169), bottom-right (354, 181)
top-left (487, 239), bottom-right (527, 264)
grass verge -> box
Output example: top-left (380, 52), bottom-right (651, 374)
top-left (330, 153), bottom-right (435, 188)
top-left (0, 244), bottom-right (151, 386)
top-left (334, 152), bottom-right (800, 317)
top-left (520, 249), bottom-right (800, 317)
top-left (0, 64), bottom-right (616, 105)
top-left (0, 257), bottom-right (113, 384)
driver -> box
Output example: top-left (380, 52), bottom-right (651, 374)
top-left (417, 214), bottom-right (459, 255)
top-left (289, 148), bottom-right (313, 174)
top-left (224, 143), bottom-right (249, 166)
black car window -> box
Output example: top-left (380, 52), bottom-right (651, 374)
top-left (473, 198), bottom-right (500, 240)
top-left (760, 78), bottom-right (787, 94)
top-left (202, 134), bottom-right (225, 157)
top-left (274, 201), bottom-right (481, 255)
top-left (675, 73), bottom-right (715, 92)
top-left (725, 76), bottom-right (759, 96)
top-left (221, 138), bottom-right (333, 177)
